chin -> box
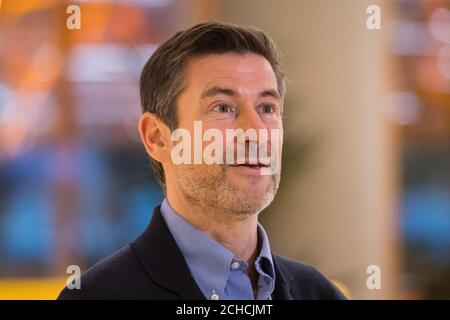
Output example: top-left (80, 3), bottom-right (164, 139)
top-left (232, 184), bottom-right (276, 209)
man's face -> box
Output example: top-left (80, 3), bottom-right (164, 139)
top-left (166, 53), bottom-right (283, 216)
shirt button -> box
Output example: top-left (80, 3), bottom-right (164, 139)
top-left (231, 261), bottom-right (240, 270)
top-left (210, 292), bottom-right (220, 300)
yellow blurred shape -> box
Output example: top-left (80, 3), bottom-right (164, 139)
top-left (0, 278), bottom-right (66, 300)
top-left (0, 277), bottom-right (350, 300)
top-left (332, 279), bottom-right (351, 299)
top-left (0, 278), bottom-right (351, 300)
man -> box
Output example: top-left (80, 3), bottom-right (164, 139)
top-left (58, 21), bottom-right (345, 300)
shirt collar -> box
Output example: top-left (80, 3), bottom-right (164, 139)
top-left (160, 198), bottom-right (275, 297)
top-left (256, 221), bottom-right (276, 280)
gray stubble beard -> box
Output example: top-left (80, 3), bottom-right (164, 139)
top-left (174, 164), bottom-right (281, 219)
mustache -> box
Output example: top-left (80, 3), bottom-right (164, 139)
top-left (222, 141), bottom-right (274, 165)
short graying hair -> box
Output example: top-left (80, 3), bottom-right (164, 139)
top-left (139, 21), bottom-right (286, 189)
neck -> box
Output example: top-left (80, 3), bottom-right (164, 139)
top-left (166, 189), bottom-right (259, 263)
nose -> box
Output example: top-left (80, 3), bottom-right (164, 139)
top-left (233, 105), bottom-right (269, 162)
top-left (236, 104), bottom-right (266, 140)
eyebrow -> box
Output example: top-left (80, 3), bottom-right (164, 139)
top-left (200, 86), bottom-right (281, 101)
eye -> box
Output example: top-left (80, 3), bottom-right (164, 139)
top-left (259, 104), bottom-right (275, 113)
top-left (215, 103), bottom-right (234, 113)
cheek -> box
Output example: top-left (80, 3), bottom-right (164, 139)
top-left (200, 123), bottom-right (229, 147)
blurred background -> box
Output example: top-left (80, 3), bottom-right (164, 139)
top-left (0, 0), bottom-right (449, 299)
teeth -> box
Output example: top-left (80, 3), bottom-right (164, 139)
top-left (235, 164), bottom-right (259, 168)
top-left (245, 164), bottom-right (261, 168)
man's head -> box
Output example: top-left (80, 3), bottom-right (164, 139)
top-left (139, 21), bottom-right (285, 216)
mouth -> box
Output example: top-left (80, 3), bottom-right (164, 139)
top-left (229, 160), bottom-right (271, 169)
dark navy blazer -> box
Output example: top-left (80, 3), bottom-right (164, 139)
top-left (58, 206), bottom-right (346, 300)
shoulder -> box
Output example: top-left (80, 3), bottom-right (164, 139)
top-left (57, 243), bottom-right (171, 300)
top-left (273, 254), bottom-right (347, 300)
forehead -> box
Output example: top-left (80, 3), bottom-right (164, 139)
top-left (183, 53), bottom-right (278, 95)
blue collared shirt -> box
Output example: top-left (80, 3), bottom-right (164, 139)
top-left (160, 198), bottom-right (276, 300)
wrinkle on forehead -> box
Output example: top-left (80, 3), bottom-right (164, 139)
top-left (185, 53), bottom-right (278, 98)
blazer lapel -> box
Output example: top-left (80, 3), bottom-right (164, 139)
top-left (131, 206), bottom-right (206, 300)
top-left (271, 256), bottom-right (294, 300)
top-left (131, 205), bottom-right (295, 300)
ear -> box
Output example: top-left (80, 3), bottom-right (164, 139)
top-left (138, 112), bottom-right (171, 163)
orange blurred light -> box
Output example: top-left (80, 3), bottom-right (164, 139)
top-left (0, 0), bottom-right (58, 15)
